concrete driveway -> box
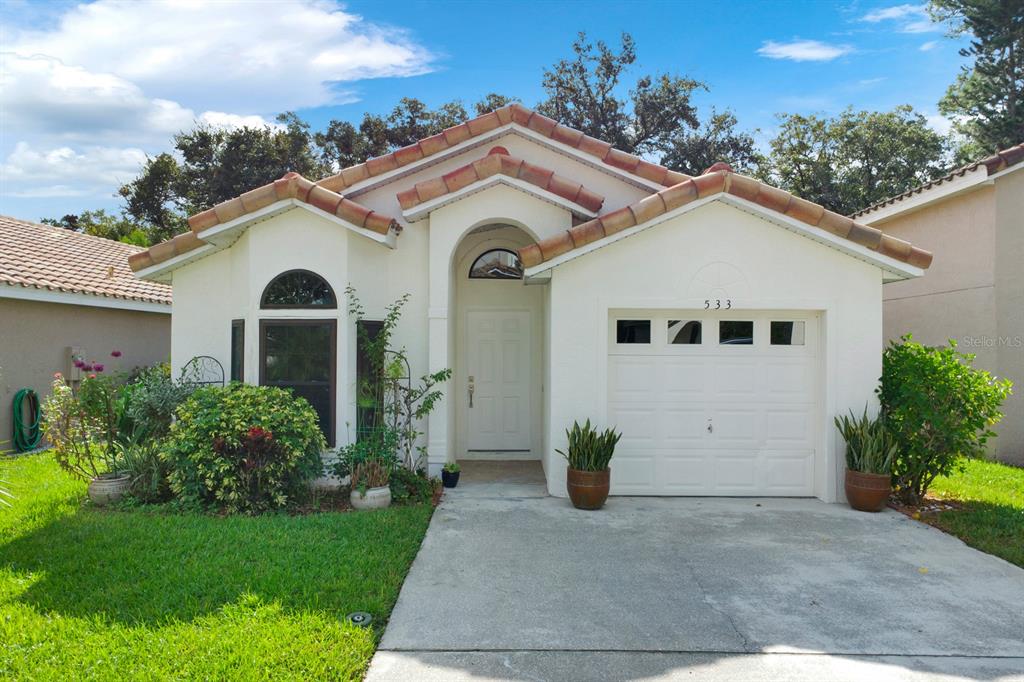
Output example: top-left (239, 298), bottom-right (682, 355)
top-left (367, 463), bottom-right (1024, 681)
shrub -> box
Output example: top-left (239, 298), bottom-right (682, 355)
top-left (116, 439), bottom-right (172, 504)
top-left (557, 419), bottom-right (622, 471)
top-left (41, 377), bottom-right (115, 480)
top-left (120, 366), bottom-right (196, 442)
top-left (879, 336), bottom-right (1012, 504)
top-left (835, 408), bottom-right (898, 475)
top-left (389, 466), bottom-right (435, 504)
top-left (163, 384), bottom-right (326, 513)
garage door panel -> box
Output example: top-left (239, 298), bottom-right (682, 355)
top-left (607, 310), bottom-right (819, 497)
top-left (611, 457), bottom-right (657, 490)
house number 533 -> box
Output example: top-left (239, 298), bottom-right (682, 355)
top-left (705, 299), bottom-right (732, 310)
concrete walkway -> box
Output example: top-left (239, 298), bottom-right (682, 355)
top-left (367, 462), bottom-right (1024, 681)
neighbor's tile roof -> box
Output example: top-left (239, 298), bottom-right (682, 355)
top-left (397, 147), bottom-right (605, 213)
top-left (0, 215), bottom-right (172, 305)
top-left (319, 103), bottom-right (690, 194)
top-left (851, 142), bottom-right (1024, 218)
top-left (518, 162), bottom-right (934, 270)
top-left (128, 172), bottom-right (398, 272)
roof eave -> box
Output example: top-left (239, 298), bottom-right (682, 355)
top-left (524, 194), bottom-right (925, 281)
top-left (402, 175), bottom-right (600, 223)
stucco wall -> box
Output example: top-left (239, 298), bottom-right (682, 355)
top-left (544, 200), bottom-right (885, 502)
top-left (879, 172), bottom-right (1023, 464)
top-left (0, 298), bottom-right (170, 448)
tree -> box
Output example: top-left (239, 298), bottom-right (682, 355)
top-left (120, 113), bottom-right (327, 242)
top-left (930, 0), bottom-right (1024, 161)
top-left (537, 32), bottom-right (705, 155)
top-left (41, 209), bottom-right (150, 246)
top-left (759, 106), bottom-right (949, 215)
top-left (660, 109), bottom-right (763, 176)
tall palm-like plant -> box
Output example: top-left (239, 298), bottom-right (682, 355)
top-left (835, 409), bottom-right (898, 475)
top-left (557, 420), bottom-right (622, 472)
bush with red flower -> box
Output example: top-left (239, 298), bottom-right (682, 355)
top-left (162, 383), bottom-right (325, 513)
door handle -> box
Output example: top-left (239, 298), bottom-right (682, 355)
top-left (468, 376), bottom-right (474, 408)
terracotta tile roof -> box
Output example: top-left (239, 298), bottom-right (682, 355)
top-left (0, 215), bottom-right (172, 305)
top-left (319, 103), bottom-right (690, 194)
top-left (519, 163), bottom-right (934, 270)
top-left (851, 142), bottom-right (1024, 218)
top-left (129, 172), bottom-right (399, 273)
top-left (397, 147), bottom-right (605, 214)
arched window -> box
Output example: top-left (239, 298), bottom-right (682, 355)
top-left (260, 270), bottom-right (337, 308)
top-left (469, 249), bottom-right (523, 280)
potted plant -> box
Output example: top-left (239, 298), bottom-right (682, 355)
top-left (557, 419), bottom-right (621, 510)
top-left (333, 427), bottom-right (397, 511)
top-left (835, 408), bottom-right (898, 512)
top-left (441, 461), bottom-right (461, 488)
top-left (42, 375), bottom-right (131, 506)
top-left (349, 455), bottom-right (392, 510)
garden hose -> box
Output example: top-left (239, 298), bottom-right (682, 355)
top-left (12, 388), bottom-right (42, 452)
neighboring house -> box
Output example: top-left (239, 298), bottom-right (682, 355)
top-left (129, 104), bottom-right (931, 502)
top-left (0, 216), bottom-right (172, 447)
top-left (855, 143), bottom-right (1024, 465)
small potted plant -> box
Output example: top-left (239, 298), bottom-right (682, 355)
top-left (557, 419), bottom-right (621, 510)
top-left (441, 461), bottom-right (461, 488)
top-left (835, 408), bottom-right (898, 512)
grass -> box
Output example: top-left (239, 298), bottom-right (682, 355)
top-left (0, 453), bottom-right (433, 680)
top-left (926, 458), bottom-right (1024, 568)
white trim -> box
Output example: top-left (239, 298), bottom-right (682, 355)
top-left (524, 194), bottom-right (924, 281)
top-left (402, 175), bottom-right (600, 222)
top-left (134, 199), bottom-right (397, 282)
top-left (0, 283), bottom-right (171, 313)
top-left (340, 123), bottom-right (665, 197)
top-left (856, 166), bottom-right (990, 225)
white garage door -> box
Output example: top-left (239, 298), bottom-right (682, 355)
top-left (607, 311), bottom-right (819, 496)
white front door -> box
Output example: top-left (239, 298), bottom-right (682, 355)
top-left (466, 310), bottom-right (532, 452)
top-left (607, 311), bottom-right (820, 496)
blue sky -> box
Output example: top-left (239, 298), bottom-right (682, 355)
top-left (0, 0), bottom-right (968, 222)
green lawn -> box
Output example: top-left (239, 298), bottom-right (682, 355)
top-left (0, 453), bottom-right (432, 680)
top-left (927, 458), bottom-right (1024, 568)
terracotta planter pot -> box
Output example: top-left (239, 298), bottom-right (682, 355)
top-left (88, 473), bottom-right (130, 506)
top-left (566, 468), bottom-right (610, 510)
top-left (351, 485), bottom-right (391, 511)
top-left (844, 469), bottom-right (892, 512)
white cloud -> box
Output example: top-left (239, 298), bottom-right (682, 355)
top-left (0, 141), bottom-right (148, 197)
top-left (860, 4), bottom-right (939, 33)
top-left (757, 40), bottom-right (853, 62)
top-left (6, 0), bottom-right (435, 113)
top-left (920, 40), bottom-right (939, 51)
top-left (925, 114), bottom-right (953, 135)
top-left (861, 4), bottom-right (923, 22)
top-left (0, 0), bottom-right (434, 203)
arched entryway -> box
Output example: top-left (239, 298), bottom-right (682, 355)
top-left (452, 224), bottom-right (544, 460)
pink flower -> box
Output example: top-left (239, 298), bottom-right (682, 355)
top-left (81, 364), bottom-right (93, 372)
top-left (54, 372), bottom-right (63, 379)
top-left (73, 359), bottom-right (85, 369)
top-left (110, 350), bottom-right (122, 358)
top-left (88, 373), bottom-right (97, 380)
top-left (94, 364), bottom-right (105, 372)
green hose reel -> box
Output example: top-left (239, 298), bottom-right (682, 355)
top-left (12, 388), bottom-right (42, 452)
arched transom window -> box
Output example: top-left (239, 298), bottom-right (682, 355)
top-left (261, 270), bottom-right (337, 308)
top-left (469, 249), bottom-right (523, 280)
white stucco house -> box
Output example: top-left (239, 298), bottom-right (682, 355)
top-left (128, 104), bottom-right (932, 503)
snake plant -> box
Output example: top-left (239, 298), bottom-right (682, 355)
top-left (557, 420), bottom-right (622, 471)
top-left (835, 408), bottom-right (898, 475)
